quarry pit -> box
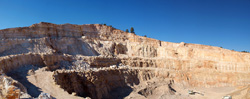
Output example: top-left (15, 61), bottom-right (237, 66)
top-left (0, 22), bottom-right (249, 99)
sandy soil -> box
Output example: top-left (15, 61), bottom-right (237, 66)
top-left (187, 86), bottom-right (235, 99)
top-left (229, 85), bottom-right (250, 99)
top-left (125, 77), bottom-right (250, 99)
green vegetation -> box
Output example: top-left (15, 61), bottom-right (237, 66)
top-left (125, 29), bottom-right (129, 32)
top-left (241, 51), bottom-right (249, 53)
top-left (130, 27), bottom-right (135, 34)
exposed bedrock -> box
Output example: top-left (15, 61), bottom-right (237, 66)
top-left (0, 22), bottom-right (249, 98)
top-left (0, 53), bottom-right (73, 73)
top-left (120, 57), bottom-right (250, 87)
top-left (53, 69), bottom-right (155, 99)
top-left (0, 37), bottom-right (99, 57)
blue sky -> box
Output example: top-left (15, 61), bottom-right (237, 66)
top-left (0, 0), bottom-right (249, 51)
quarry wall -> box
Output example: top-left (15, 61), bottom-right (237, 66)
top-left (0, 22), bottom-right (249, 91)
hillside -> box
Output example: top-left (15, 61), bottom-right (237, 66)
top-left (0, 22), bottom-right (249, 99)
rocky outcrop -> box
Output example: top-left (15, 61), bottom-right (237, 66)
top-left (0, 22), bottom-right (249, 98)
top-left (0, 74), bottom-right (29, 99)
top-left (0, 53), bottom-right (73, 73)
top-left (38, 92), bottom-right (52, 99)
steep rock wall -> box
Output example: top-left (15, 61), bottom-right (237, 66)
top-left (0, 22), bottom-right (249, 90)
top-left (53, 69), bottom-right (155, 99)
top-left (0, 53), bottom-right (72, 73)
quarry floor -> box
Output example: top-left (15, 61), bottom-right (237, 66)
top-left (8, 66), bottom-right (249, 99)
top-left (27, 68), bottom-right (83, 99)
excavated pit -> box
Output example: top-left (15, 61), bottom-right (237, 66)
top-left (1, 54), bottom-right (71, 97)
top-left (0, 22), bottom-right (250, 99)
top-left (2, 55), bottom-right (177, 99)
top-left (0, 53), bottom-right (169, 99)
top-left (53, 68), bottom-right (160, 99)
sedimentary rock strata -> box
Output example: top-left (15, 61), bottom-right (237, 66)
top-left (0, 22), bottom-right (249, 99)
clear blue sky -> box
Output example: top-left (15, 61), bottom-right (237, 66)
top-left (0, 0), bottom-right (250, 51)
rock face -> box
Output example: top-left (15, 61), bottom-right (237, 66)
top-left (53, 68), bottom-right (154, 99)
top-left (0, 22), bottom-right (249, 99)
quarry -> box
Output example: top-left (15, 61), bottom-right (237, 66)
top-left (0, 22), bottom-right (249, 99)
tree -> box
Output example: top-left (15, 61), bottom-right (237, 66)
top-left (125, 29), bottom-right (129, 32)
top-left (144, 35), bottom-right (147, 37)
top-left (241, 51), bottom-right (249, 53)
top-left (130, 27), bottom-right (135, 34)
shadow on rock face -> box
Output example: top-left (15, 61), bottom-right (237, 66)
top-left (0, 43), bottom-right (31, 57)
top-left (108, 86), bottom-right (133, 99)
top-left (53, 69), bottom-right (141, 99)
top-left (6, 65), bottom-right (42, 97)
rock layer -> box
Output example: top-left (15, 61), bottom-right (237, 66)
top-left (0, 22), bottom-right (249, 98)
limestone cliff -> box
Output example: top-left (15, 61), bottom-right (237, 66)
top-left (0, 22), bottom-right (249, 99)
